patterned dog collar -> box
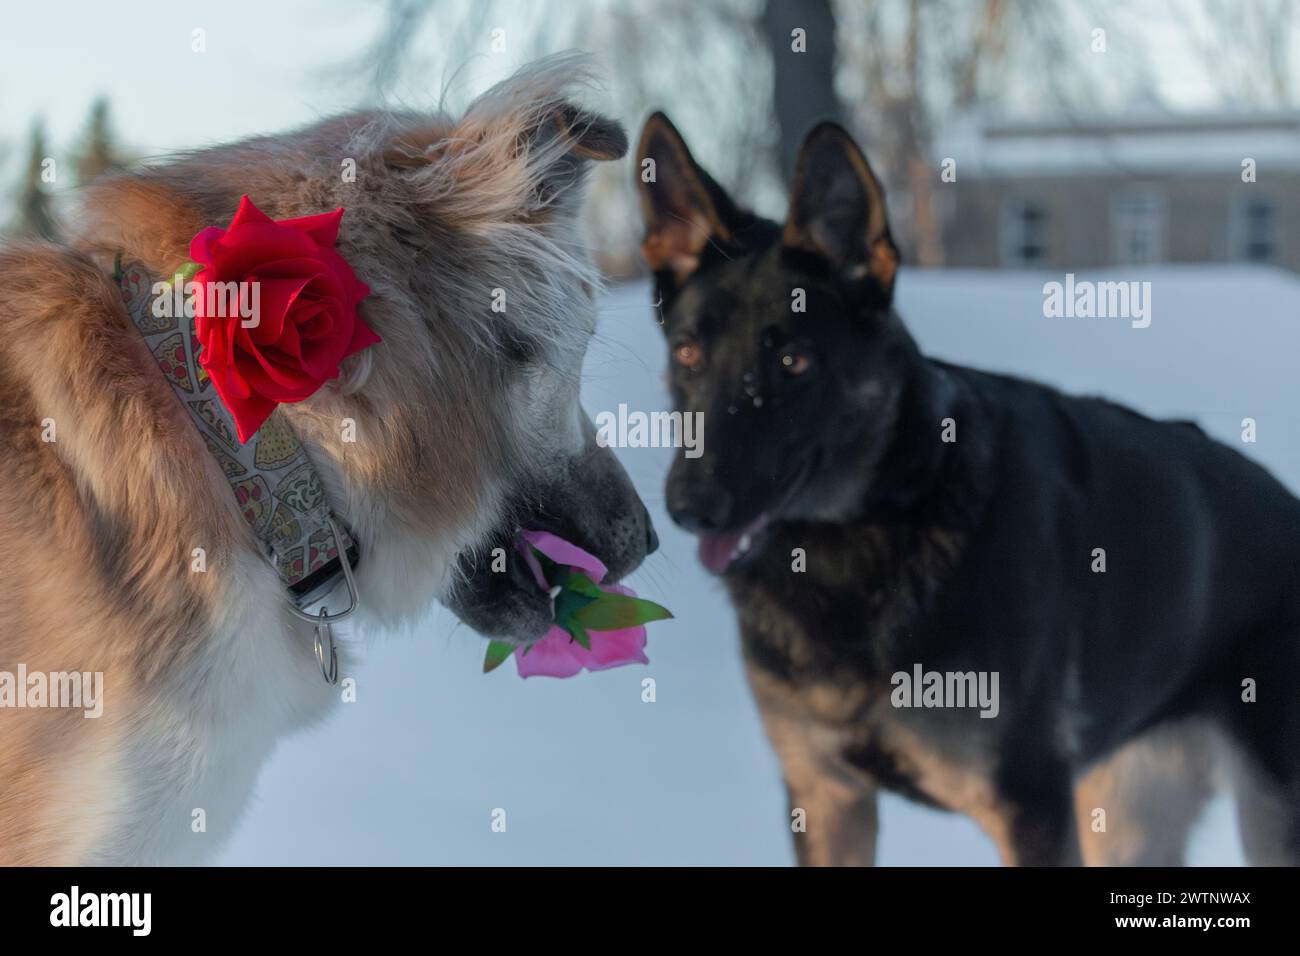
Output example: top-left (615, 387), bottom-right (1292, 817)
top-left (116, 257), bottom-right (360, 679)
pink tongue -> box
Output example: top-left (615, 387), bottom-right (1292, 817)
top-left (698, 532), bottom-right (743, 575)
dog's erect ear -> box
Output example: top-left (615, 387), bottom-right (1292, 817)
top-left (783, 122), bottom-right (898, 296)
top-left (526, 103), bottom-right (627, 207)
top-left (543, 104), bottom-right (627, 162)
top-left (635, 112), bottom-right (735, 285)
top-left (388, 104), bottom-right (626, 166)
top-left (385, 95), bottom-right (626, 226)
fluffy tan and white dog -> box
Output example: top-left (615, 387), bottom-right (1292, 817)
top-left (0, 55), bottom-right (655, 864)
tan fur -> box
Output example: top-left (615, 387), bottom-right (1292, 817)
top-left (635, 114), bottom-right (732, 282)
top-left (1075, 721), bottom-right (1217, 866)
top-left (759, 709), bottom-right (880, 866)
top-left (637, 112), bottom-right (1220, 868)
top-left (0, 55), bottom-right (629, 863)
top-left (748, 658), bottom-right (1213, 867)
top-left (747, 663), bottom-right (1021, 866)
top-left (0, 244), bottom-right (233, 862)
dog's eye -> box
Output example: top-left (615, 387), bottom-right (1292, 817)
top-left (781, 350), bottom-right (812, 376)
top-left (500, 328), bottom-right (539, 365)
top-left (673, 337), bottom-right (702, 370)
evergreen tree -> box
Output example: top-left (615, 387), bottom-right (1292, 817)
top-left (75, 97), bottom-right (124, 184)
top-left (13, 120), bottom-right (58, 241)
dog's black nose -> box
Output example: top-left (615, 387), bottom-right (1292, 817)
top-left (667, 478), bottom-right (733, 534)
top-left (645, 511), bottom-right (660, 556)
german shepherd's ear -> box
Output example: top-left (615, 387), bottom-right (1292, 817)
top-left (635, 111), bottom-right (735, 285)
top-left (783, 122), bottom-right (898, 297)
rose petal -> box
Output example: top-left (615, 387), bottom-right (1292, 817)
top-left (519, 529), bottom-right (608, 583)
top-left (573, 624), bottom-right (649, 671)
top-left (236, 343), bottom-right (318, 400)
top-left (279, 206), bottom-right (345, 247)
top-left (227, 391), bottom-right (279, 444)
top-left (186, 201), bottom-right (378, 439)
top-left (228, 195), bottom-right (275, 230)
top-left (343, 312), bottom-right (383, 354)
top-left (571, 583), bottom-right (650, 670)
top-left (516, 537), bottom-right (548, 590)
top-left (204, 222), bottom-right (321, 277)
top-left (189, 226), bottom-right (226, 265)
top-left (237, 272), bottom-right (317, 344)
top-left (513, 626), bottom-right (586, 679)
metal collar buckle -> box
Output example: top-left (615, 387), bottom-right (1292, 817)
top-left (286, 517), bottom-right (359, 684)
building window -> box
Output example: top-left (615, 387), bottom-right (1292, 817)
top-left (1233, 199), bottom-right (1276, 262)
top-left (1112, 190), bottom-right (1165, 264)
top-left (1002, 198), bottom-right (1049, 266)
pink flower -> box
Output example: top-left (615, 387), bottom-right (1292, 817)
top-left (512, 530), bottom-right (651, 679)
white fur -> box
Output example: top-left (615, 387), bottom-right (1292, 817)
top-left (78, 553), bottom-right (326, 864)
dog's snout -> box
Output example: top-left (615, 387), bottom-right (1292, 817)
top-left (644, 507), bottom-right (660, 556)
top-left (667, 477), bottom-right (733, 534)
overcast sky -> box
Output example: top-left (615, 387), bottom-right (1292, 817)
top-left (0, 1), bottom-right (1271, 149)
top-left (0, 1), bottom-right (385, 152)
top-left (0, 0), bottom-right (1292, 229)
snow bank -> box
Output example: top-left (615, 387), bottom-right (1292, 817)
top-left (220, 265), bottom-right (1300, 865)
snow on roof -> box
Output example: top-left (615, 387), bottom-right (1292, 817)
top-left (940, 110), bottom-right (1300, 177)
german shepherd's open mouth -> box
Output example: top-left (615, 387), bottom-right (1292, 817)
top-left (697, 513), bottom-right (769, 575)
top-left (692, 454), bottom-right (815, 574)
top-left (635, 110), bottom-right (1300, 868)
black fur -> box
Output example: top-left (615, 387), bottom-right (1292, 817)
top-left (638, 113), bottom-right (1300, 865)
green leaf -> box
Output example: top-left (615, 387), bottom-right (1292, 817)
top-left (562, 570), bottom-right (603, 597)
top-left (482, 640), bottom-right (515, 674)
top-left (572, 593), bottom-right (674, 631)
top-left (532, 547), bottom-right (561, 587)
top-left (563, 619), bottom-right (592, 650)
top-left (552, 586), bottom-right (598, 629)
top-left (177, 260), bottom-right (203, 286)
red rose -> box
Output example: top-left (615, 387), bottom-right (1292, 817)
top-left (189, 195), bottom-right (379, 442)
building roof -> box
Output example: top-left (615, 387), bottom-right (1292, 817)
top-left (940, 109), bottom-right (1300, 177)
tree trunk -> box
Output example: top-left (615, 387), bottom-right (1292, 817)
top-left (762, 0), bottom-right (842, 183)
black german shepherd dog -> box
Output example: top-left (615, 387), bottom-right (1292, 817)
top-left (635, 113), bottom-right (1300, 866)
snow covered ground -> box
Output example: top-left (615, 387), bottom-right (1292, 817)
top-left (217, 265), bottom-right (1300, 865)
